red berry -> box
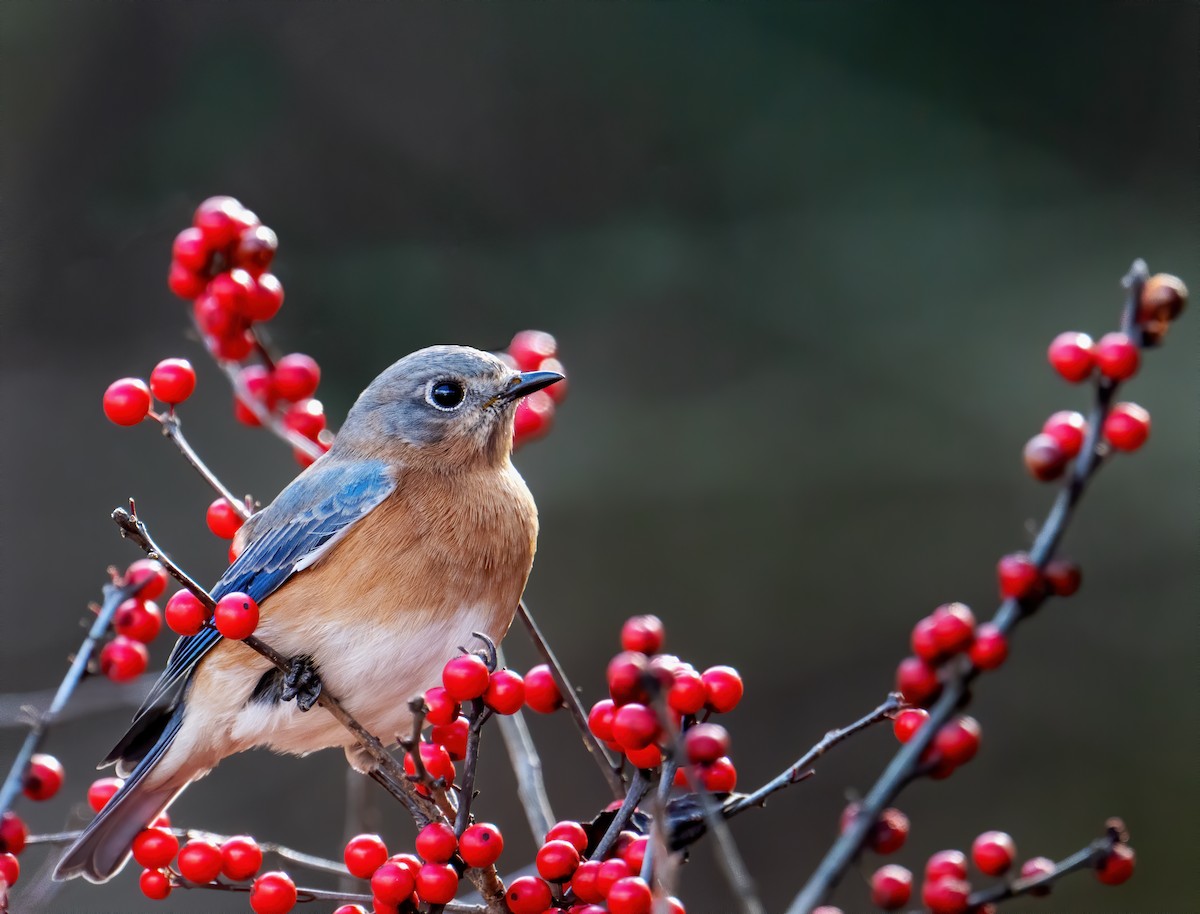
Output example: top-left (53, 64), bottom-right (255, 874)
top-left (607, 651), bottom-right (649, 705)
top-left (430, 718), bottom-right (469, 761)
top-left (220, 835), bottom-right (263, 881)
top-left (1094, 332), bottom-right (1140, 380)
top-left (868, 808), bottom-right (910, 855)
top-left (0, 852), bottom-right (18, 888)
top-left (371, 860), bottom-right (416, 905)
top-left (206, 498), bottom-right (245, 540)
top-left (87, 776), bottom-right (123, 812)
top-left (194, 196), bottom-right (252, 247)
top-left (233, 224), bottom-right (278, 275)
top-left (100, 636), bottom-right (149, 682)
top-left (132, 828), bottom-right (179, 870)
top-left (536, 838), bottom-right (580, 881)
top-left (621, 615), bottom-right (665, 654)
top-left (164, 589), bottom-right (207, 636)
top-left (934, 715), bottom-right (982, 767)
top-left (892, 707), bottom-right (929, 742)
top-left (139, 868), bottom-right (171, 900)
top-left (612, 703), bottom-right (659, 750)
top-left (149, 357), bottom-right (198, 406)
top-left (1103, 402), bottom-right (1150, 452)
top-left (1021, 855), bottom-right (1055, 895)
top-left (423, 687), bottom-right (460, 726)
top-left (172, 226), bottom-right (211, 271)
top-left (870, 864), bottom-right (913, 910)
top-left (1047, 331), bottom-right (1095, 382)
top-left (1023, 433), bottom-right (1068, 482)
top-left (194, 290), bottom-right (241, 337)
top-left (625, 743), bottom-right (663, 769)
top-left (234, 364), bottom-right (277, 426)
top-left (513, 390), bottom-right (555, 445)
top-left (505, 875), bottom-right (553, 913)
top-left (126, 559), bottom-right (168, 600)
top-left (620, 834), bottom-right (649, 873)
top-left (0, 813), bottom-right (24, 855)
top-left (442, 654), bottom-right (490, 701)
top-left (209, 268), bottom-right (256, 314)
top-left (283, 398), bottom-right (326, 441)
top-left (571, 861), bottom-right (604, 902)
top-left (213, 591), bottom-right (259, 640)
top-left (416, 823), bottom-right (457, 864)
top-left (685, 722), bottom-right (730, 764)
top-left (523, 663), bottom-right (563, 713)
top-left (967, 623), bottom-right (1008, 670)
top-left (1139, 273), bottom-right (1188, 323)
top-left (178, 838), bottom-right (223, 883)
top-left (208, 327), bottom-right (255, 361)
top-left (333, 908), bottom-right (367, 914)
top-left (667, 666), bottom-right (707, 715)
top-left (588, 699), bottom-right (616, 742)
top-left (484, 668), bottom-right (525, 714)
top-left (910, 615), bottom-right (941, 661)
top-left (595, 858), bottom-right (631, 897)
top-left (1044, 558), bottom-right (1082, 596)
top-left (545, 820), bottom-right (588, 853)
top-left (272, 353), bottom-right (321, 401)
top-left (23, 753), bottom-right (65, 801)
top-left (459, 823), bottom-right (504, 868)
top-left (972, 831), bottom-right (1016, 876)
top-left (539, 356), bottom-right (569, 403)
top-left (114, 598), bottom-right (162, 644)
top-left (416, 862), bottom-right (458, 904)
top-left (1096, 843), bottom-right (1135, 885)
top-left (700, 756), bottom-right (737, 792)
top-left (250, 871), bottom-right (297, 914)
top-left (926, 849), bottom-right (968, 882)
top-left (168, 261), bottom-right (207, 299)
top-left (896, 656), bottom-right (940, 705)
top-left (997, 552), bottom-right (1041, 600)
top-left (344, 834), bottom-right (388, 879)
top-left (607, 876), bottom-right (652, 914)
top-left (103, 378), bottom-right (151, 426)
top-left (702, 665), bottom-right (744, 713)
top-left (244, 273), bottom-right (285, 322)
top-left (922, 876), bottom-right (970, 914)
top-left (508, 330), bottom-right (558, 371)
top-left (404, 741), bottom-right (456, 790)
top-left (1042, 410), bottom-right (1088, 458)
top-left (931, 603), bottom-right (975, 654)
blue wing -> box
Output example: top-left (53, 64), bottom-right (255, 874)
top-left (102, 459), bottom-right (395, 770)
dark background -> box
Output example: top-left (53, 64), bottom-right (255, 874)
top-left (1, 3), bottom-right (1195, 912)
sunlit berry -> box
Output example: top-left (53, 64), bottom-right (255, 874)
top-left (505, 875), bottom-right (553, 913)
top-left (1042, 410), bottom-right (1088, 458)
top-left (892, 707), bottom-right (929, 743)
top-left (871, 864), bottom-right (912, 910)
top-left (620, 834), bottom-right (649, 873)
top-left (0, 852), bottom-right (20, 887)
top-left (416, 823), bottom-right (457, 864)
top-left (442, 654), bottom-right (490, 701)
top-left (126, 559), bottom-right (168, 600)
top-left (233, 225), bottom-right (278, 275)
top-left (131, 827), bottom-right (179, 870)
top-left (700, 756), bottom-right (737, 792)
top-left (1138, 273), bottom-right (1187, 323)
top-left (607, 876), bottom-right (653, 914)
top-left (972, 831), bottom-right (1016, 876)
top-left (1044, 558), bottom-right (1082, 596)
top-left (100, 636), bottom-right (149, 682)
top-left (0, 813), bottom-right (26, 855)
top-left (997, 552), bottom-right (1041, 600)
top-left (536, 838), bottom-right (580, 881)
top-left (607, 651), bottom-right (650, 706)
top-left (612, 703), bottom-right (659, 751)
top-left (194, 196), bottom-right (252, 248)
top-left (250, 871), bottom-right (297, 914)
top-left (934, 716), bottom-right (982, 767)
top-left (1020, 856), bottom-right (1055, 895)
top-left (344, 834), bottom-right (388, 879)
top-left (404, 741), bottom-right (456, 790)
top-left (931, 603), bottom-right (975, 654)
top-left (244, 273), bottom-right (285, 322)
top-left (206, 498), bottom-right (245, 540)
top-left (625, 743), bottom-right (663, 769)
top-left (967, 623), bottom-right (1008, 670)
top-left (114, 597), bottom-right (162, 644)
top-left (1103, 402), bottom-right (1150, 451)
top-left (178, 838), bottom-right (223, 883)
top-left (371, 861), bottom-right (416, 905)
top-left (668, 666), bottom-right (707, 715)
top-left (423, 687), bottom-right (460, 726)
top-left (272, 353), bottom-right (321, 402)
top-left (416, 862), bottom-right (458, 903)
top-left (588, 699), bottom-right (616, 742)
top-left (539, 357), bottom-right (568, 403)
top-left (213, 592), bottom-right (259, 640)
top-left (1096, 843), bottom-right (1135, 885)
top-left (284, 398), bottom-right (326, 441)
top-left (209, 269), bottom-right (256, 316)
top-left (168, 261), bottom-right (207, 299)
top-left (194, 291), bottom-right (241, 337)
top-left (332, 907), bottom-right (367, 914)
top-left (103, 378), bottom-right (151, 426)
top-left (595, 858), bottom-right (632, 898)
top-left (910, 615), bottom-right (941, 661)
top-left (922, 876), bottom-right (970, 914)
top-left (172, 226), bottom-right (211, 271)
top-left (1023, 433), bottom-right (1068, 482)
top-left (459, 823), bottom-right (504, 868)
top-left (23, 753), bottom-right (65, 801)
top-left (545, 820), bottom-right (588, 853)
top-left (164, 589), bottom-right (207, 636)
top-left (523, 663), bottom-right (563, 713)
top-left (484, 668), bottom-right (525, 715)
top-left (139, 868), bottom-right (171, 900)
top-left (87, 777), bottom-right (123, 812)
top-left (621, 615), bottom-right (664, 654)
top-left (1094, 332), bottom-right (1140, 381)
top-left (685, 722), bottom-right (730, 764)
top-left (868, 808), bottom-right (910, 854)
top-left (702, 666), bottom-right (743, 713)
top-left (571, 860), bottom-right (604, 902)
top-left (513, 390), bottom-right (555, 445)
top-left (430, 718), bottom-right (469, 761)
top-left (1047, 331), bottom-right (1094, 382)
top-left (208, 328), bottom-right (255, 362)
top-left (896, 656), bottom-right (940, 705)
top-left (220, 835), bottom-right (263, 881)
top-left (147, 358), bottom-right (197, 406)
top-left (926, 849), bottom-right (968, 882)
top-left (508, 330), bottom-right (558, 371)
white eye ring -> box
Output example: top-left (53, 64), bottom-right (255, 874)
top-left (425, 378), bottom-right (466, 411)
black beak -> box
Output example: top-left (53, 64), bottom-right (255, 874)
top-left (497, 370), bottom-right (564, 404)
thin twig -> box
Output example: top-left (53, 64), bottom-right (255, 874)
top-left (786, 261), bottom-right (1150, 913)
top-left (155, 412), bottom-right (251, 520)
top-left (454, 700), bottom-right (492, 836)
top-left (590, 770), bottom-right (653, 862)
top-left (967, 825), bottom-right (1122, 906)
top-left (516, 599), bottom-right (626, 798)
top-left (0, 576), bottom-right (144, 819)
top-left (0, 672), bottom-right (153, 728)
top-left (220, 361), bottom-right (323, 460)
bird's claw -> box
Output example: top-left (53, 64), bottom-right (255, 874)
top-left (281, 655), bottom-right (322, 712)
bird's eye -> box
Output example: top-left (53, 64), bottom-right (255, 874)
top-left (427, 379), bottom-right (465, 410)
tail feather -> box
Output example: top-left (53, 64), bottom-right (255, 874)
top-left (54, 707), bottom-right (186, 883)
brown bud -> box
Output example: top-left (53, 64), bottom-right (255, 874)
top-left (1023, 433), bottom-right (1068, 482)
top-left (1138, 273), bottom-right (1187, 324)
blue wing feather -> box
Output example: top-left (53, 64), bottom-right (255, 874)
top-left (107, 460), bottom-right (395, 762)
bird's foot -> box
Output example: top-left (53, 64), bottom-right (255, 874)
top-left (280, 655), bottom-right (322, 712)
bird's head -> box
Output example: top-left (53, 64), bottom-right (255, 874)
top-left (334, 345), bottom-right (562, 468)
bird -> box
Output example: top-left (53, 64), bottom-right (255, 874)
top-left (56, 344), bottom-right (562, 883)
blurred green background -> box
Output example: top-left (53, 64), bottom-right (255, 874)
top-left (1, 3), bottom-right (1195, 912)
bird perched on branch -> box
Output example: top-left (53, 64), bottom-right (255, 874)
top-left (56, 345), bottom-right (562, 883)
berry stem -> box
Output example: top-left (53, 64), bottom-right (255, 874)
top-left (0, 576), bottom-right (146, 820)
top-left (155, 413), bottom-right (252, 521)
top-left (786, 261), bottom-right (1151, 914)
top-left (967, 824), bottom-right (1123, 907)
top-left (515, 599), bottom-right (627, 798)
top-left (454, 699), bottom-right (493, 836)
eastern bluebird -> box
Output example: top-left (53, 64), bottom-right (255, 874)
top-left (56, 345), bottom-right (562, 883)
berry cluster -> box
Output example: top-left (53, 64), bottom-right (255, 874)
top-left (103, 358), bottom-right (198, 426)
top-left (98, 560), bottom-right (170, 684)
